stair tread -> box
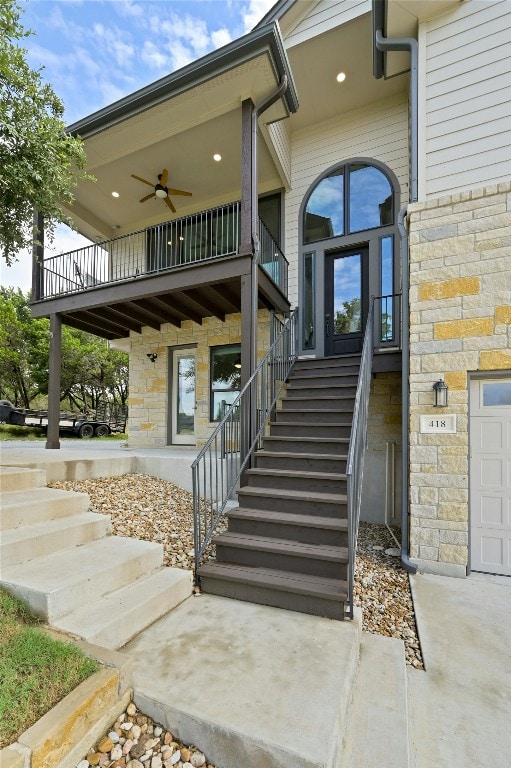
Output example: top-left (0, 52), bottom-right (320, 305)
top-left (246, 468), bottom-right (347, 481)
top-left (214, 531), bottom-right (348, 560)
top-left (264, 436), bottom-right (349, 443)
top-left (0, 486), bottom-right (89, 508)
top-left (227, 507), bottom-right (348, 530)
top-left (279, 408), bottom-right (354, 413)
top-left (0, 511), bottom-right (108, 545)
top-left (1, 536), bottom-right (162, 591)
top-left (55, 568), bottom-right (192, 646)
top-left (271, 421), bottom-right (352, 426)
top-left (199, 561), bottom-right (348, 600)
top-left (257, 450), bottom-right (347, 460)
top-left (238, 486), bottom-right (347, 503)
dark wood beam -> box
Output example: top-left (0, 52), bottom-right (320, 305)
top-left (31, 254), bottom-right (252, 318)
top-left (182, 289), bottom-right (226, 321)
top-left (209, 283), bottom-right (241, 313)
top-left (240, 98), bottom-right (254, 252)
top-left (257, 266), bottom-right (290, 315)
top-left (77, 310), bottom-right (130, 336)
top-left (89, 305), bottom-right (143, 334)
top-left (46, 314), bottom-right (61, 449)
top-left (144, 297), bottom-right (182, 328)
top-left (121, 302), bottom-right (162, 330)
top-left (153, 294), bottom-right (203, 326)
top-left (63, 314), bottom-right (116, 339)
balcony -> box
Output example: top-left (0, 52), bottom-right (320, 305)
top-left (31, 201), bottom-right (290, 339)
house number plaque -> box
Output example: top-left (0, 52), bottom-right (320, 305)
top-left (420, 414), bottom-right (457, 434)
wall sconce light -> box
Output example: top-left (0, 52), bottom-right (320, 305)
top-left (433, 378), bottom-right (448, 407)
top-left (147, 353), bottom-right (158, 364)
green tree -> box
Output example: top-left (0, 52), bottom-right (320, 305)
top-left (0, 288), bottom-right (129, 411)
top-left (0, 0), bottom-right (88, 264)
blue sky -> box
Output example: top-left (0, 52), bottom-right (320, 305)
top-left (1, 0), bottom-right (276, 291)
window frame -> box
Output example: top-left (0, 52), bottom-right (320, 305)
top-left (209, 343), bottom-right (242, 422)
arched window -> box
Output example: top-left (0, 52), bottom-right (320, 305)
top-left (304, 162), bottom-right (393, 244)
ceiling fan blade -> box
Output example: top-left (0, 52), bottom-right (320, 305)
top-left (131, 174), bottom-right (154, 187)
top-left (160, 168), bottom-right (169, 186)
top-left (167, 188), bottom-right (192, 197)
top-left (140, 192), bottom-right (156, 203)
top-left (165, 196), bottom-right (176, 213)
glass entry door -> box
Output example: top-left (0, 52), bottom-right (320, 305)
top-left (171, 349), bottom-right (196, 444)
top-left (325, 246), bottom-right (369, 356)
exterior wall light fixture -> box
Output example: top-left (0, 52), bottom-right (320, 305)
top-left (147, 353), bottom-right (158, 363)
top-left (433, 378), bottom-right (448, 407)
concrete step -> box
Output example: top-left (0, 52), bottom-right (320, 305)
top-left (0, 466), bottom-right (47, 492)
top-left (1, 536), bottom-right (164, 622)
top-left (199, 563), bottom-right (348, 620)
top-left (226, 507), bottom-right (348, 546)
top-left (237, 485), bottom-right (347, 516)
top-left (262, 435), bottom-right (349, 455)
top-left (342, 633), bottom-right (409, 768)
top-left (0, 487), bottom-right (90, 530)
top-left (0, 511), bottom-right (111, 567)
top-left (285, 383), bottom-right (357, 398)
top-left (255, 450), bottom-right (348, 473)
top-left (245, 467), bottom-right (347, 494)
top-left (214, 532), bottom-right (348, 579)
top-left (274, 408), bottom-right (353, 424)
top-left (269, 421), bottom-right (352, 438)
top-left (55, 568), bottom-right (193, 650)
top-left (126, 596), bottom-right (361, 768)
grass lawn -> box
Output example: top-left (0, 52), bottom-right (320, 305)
top-left (0, 589), bottom-right (100, 749)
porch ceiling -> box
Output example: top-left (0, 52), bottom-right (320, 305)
top-left (65, 47), bottom-right (293, 244)
top-left (285, 13), bottom-right (408, 133)
top-left (32, 257), bottom-right (289, 341)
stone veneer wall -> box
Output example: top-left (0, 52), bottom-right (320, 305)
top-left (128, 310), bottom-right (271, 448)
top-left (407, 181), bottom-right (511, 576)
top-left (362, 372), bottom-right (402, 524)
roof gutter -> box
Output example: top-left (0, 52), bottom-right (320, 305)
top-left (251, 74), bottom-right (289, 373)
top-left (67, 23), bottom-right (298, 139)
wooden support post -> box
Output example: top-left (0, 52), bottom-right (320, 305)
top-left (32, 211), bottom-right (44, 301)
top-left (46, 313), bottom-right (62, 449)
top-left (240, 98), bottom-right (254, 254)
top-left (240, 272), bottom-right (253, 467)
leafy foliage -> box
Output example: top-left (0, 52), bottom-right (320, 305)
top-left (0, 288), bottom-right (128, 410)
top-left (0, 0), bottom-right (89, 264)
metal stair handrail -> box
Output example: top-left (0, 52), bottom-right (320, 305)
top-left (345, 298), bottom-right (375, 619)
top-left (192, 309), bottom-right (298, 581)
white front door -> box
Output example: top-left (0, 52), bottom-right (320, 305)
top-left (470, 377), bottom-right (511, 576)
top-left (171, 349), bottom-right (196, 445)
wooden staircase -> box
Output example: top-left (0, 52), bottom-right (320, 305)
top-left (199, 354), bottom-right (361, 619)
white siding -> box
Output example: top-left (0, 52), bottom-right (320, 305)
top-left (267, 120), bottom-right (291, 188)
top-left (422, 0), bottom-right (511, 198)
top-left (285, 95), bottom-right (409, 306)
top-left (284, 0), bottom-right (371, 48)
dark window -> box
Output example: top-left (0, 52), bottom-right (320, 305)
top-left (303, 163), bottom-right (393, 244)
top-left (210, 344), bottom-right (241, 421)
top-left (303, 252), bottom-right (315, 349)
top-left (259, 193), bottom-right (281, 246)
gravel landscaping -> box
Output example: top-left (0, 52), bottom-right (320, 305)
top-left (50, 473), bottom-right (423, 668)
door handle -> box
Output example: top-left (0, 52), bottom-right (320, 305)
top-left (325, 314), bottom-right (331, 337)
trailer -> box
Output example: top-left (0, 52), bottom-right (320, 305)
top-left (0, 400), bottom-right (127, 438)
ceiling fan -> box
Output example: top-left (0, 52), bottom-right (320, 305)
top-left (131, 168), bottom-right (192, 213)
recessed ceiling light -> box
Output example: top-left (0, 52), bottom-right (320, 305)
top-left (167, 240), bottom-right (172, 245)
top-left (336, 72), bottom-right (346, 83)
top-left (213, 153), bottom-right (222, 162)
top-left (179, 236), bottom-right (184, 241)
top-left (112, 191), bottom-right (120, 198)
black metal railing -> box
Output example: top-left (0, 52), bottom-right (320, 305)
top-left (35, 200), bottom-right (288, 301)
top-left (192, 309), bottom-right (298, 580)
top-left (345, 298), bottom-right (375, 619)
top-left (374, 293), bottom-right (402, 349)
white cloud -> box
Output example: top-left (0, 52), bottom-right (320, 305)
top-left (242, 0), bottom-right (276, 32)
top-left (116, 0), bottom-right (144, 18)
top-left (92, 23), bottom-right (135, 68)
top-left (211, 27), bottom-right (232, 49)
top-left (140, 40), bottom-right (169, 71)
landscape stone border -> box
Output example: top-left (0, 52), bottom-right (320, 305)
top-left (0, 631), bottom-right (133, 768)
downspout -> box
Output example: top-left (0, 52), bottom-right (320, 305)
top-left (398, 207), bottom-right (417, 573)
top-left (250, 74), bottom-right (289, 373)
top-left (376, 22), bottom-right (418, 572)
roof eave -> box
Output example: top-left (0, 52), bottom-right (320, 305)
top-left (67, 22), bottom-right (299, 139)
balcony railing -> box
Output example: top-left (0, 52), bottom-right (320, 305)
top-left (35, 200), bottom-right (289, 301)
